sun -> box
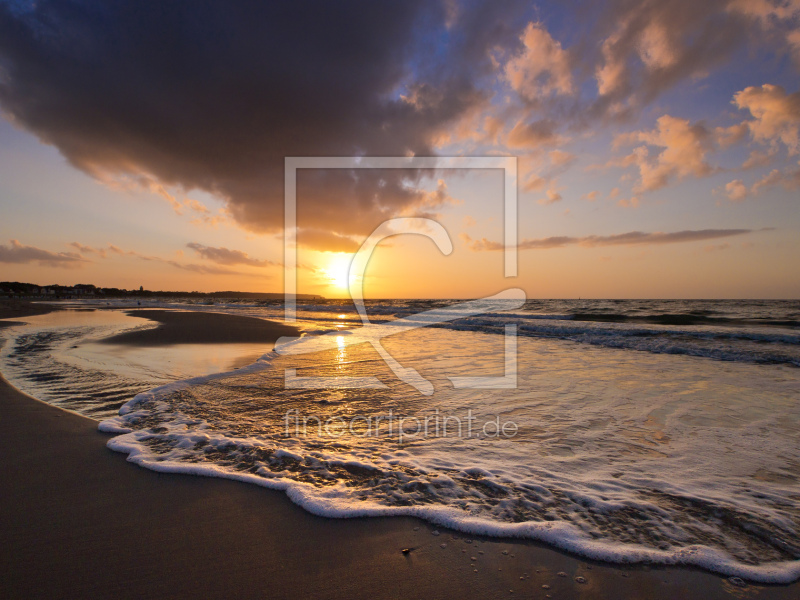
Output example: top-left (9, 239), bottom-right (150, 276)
top-left (322, 253), bottom-right (352, 289)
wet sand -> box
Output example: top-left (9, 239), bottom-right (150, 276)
top-left (0, 299), bottom-right (58, 322)
top-left (101, 308), bottom-right (299, 345)
top-left (1, 303), bottom-right (798, 599)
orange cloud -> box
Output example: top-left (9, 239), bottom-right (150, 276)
top-left (722, 179), bottom-right (748, 202)
top-left (613, 115), bottom-right (713, 191)
top-left (538, 187), bottom-right (563, 205)
top-left (505, 119), bottom-right (561, 149)
top-left (505, 22), bottom-right (573, 100)
top-left (617, 196), bottom-right (641, 208)
top-left (717, 163), bottom-right (800, 201)
top-left (740, 148), bottom-right (776, 169)
top-left (549, 149), bottom-right (576, 167)
top-left (732, 84), bottom-right (800, 155)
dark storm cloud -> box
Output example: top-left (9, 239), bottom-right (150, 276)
top-left (0, 0), bottom-right (509, 246)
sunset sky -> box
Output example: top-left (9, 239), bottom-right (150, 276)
top-left (1, 0), bottom-right (799, 298)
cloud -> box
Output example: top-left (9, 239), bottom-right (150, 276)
top-left (0, 1), bottom-right (505, 250)
top-left (295, 229), bottom-right (361, 253)
top-left (789, 29), bottom-right (800, 63)
top-left (752, 165), bottom-right (800, 193)
top-left (582, 190), bottom-right (599, 201)
top-left (521, 173), bottom-right (548, 192)
top-left (94, 243), bottom-right (247, 275)
top-left (728, 0), bottom-right (800, 65)
top-left (539, 187), bottom-right (563, 205)
top-left (69, 242), bottom-right (107, 258)
top-left (0, 0), bottom-right (797, 249)
top-left (462, 215), bottom-right (477, 227)
top-left (728, 0), bottom-right (800, 22)
top-left (398, 178), bottom-right (460, 219)
top-left (517, 149), bottom-right (574, 194)
top-left (125, 249), bottom-right (243, 275)
top-left (504, 22), bottom-right (573, 100)
top-left (95, 171), bottom-right (223, 225)
top-left (162, 261), bottom-right (244, 276)
top-left (613, 115), bottom-right (714, 191)
top-left (0, 239), bottom-right (88, 267)
top-left (549, 149), bottom-right (576, 167)
top-left (717, 163), bottom-right (800, 200)
top-left (732, 84), bottom-right (800, 155)
top-left (723, 179), bottom-right (748, 201)
top-left (715, 122), bottom-right (749, 148)
top-left (592, 0), bottom-right (747, 106)
top-left (462, 228), bottom-right (755, 251)
top-left (505, 119), bottom-right (561, 149)
top-left (617, 196), bottom-right (641, 208)
top-left (741, 148), bottom-right (776, 169)
top-left (186, 243), bottom-right (277, 267)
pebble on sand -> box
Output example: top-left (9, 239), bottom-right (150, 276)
top-left (557, 571), bottom-right (567, 577)
top-left (728, 577), bottom-right (746, 588)
top-left (575, 576), bottom-right (587, 584)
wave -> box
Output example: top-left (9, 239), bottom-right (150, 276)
top-left (98, 325), bottom-right (800, 584)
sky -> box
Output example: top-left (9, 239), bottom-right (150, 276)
top-left (0, 0), bottom-right (799, 299)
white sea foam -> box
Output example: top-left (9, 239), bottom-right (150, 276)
top-left (99, 324), bottom-right (800, 583)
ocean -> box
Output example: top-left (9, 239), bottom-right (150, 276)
top-left (1, 298), bottom-right (799, 583)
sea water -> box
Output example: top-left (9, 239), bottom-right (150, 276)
top-left (2, 300), bottom-right (799, 583)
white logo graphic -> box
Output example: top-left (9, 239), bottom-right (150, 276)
top-left (279, 157), bottom-right (523, 395)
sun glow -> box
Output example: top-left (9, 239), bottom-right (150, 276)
top-left (322, 253), bottom-right (352, 289)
